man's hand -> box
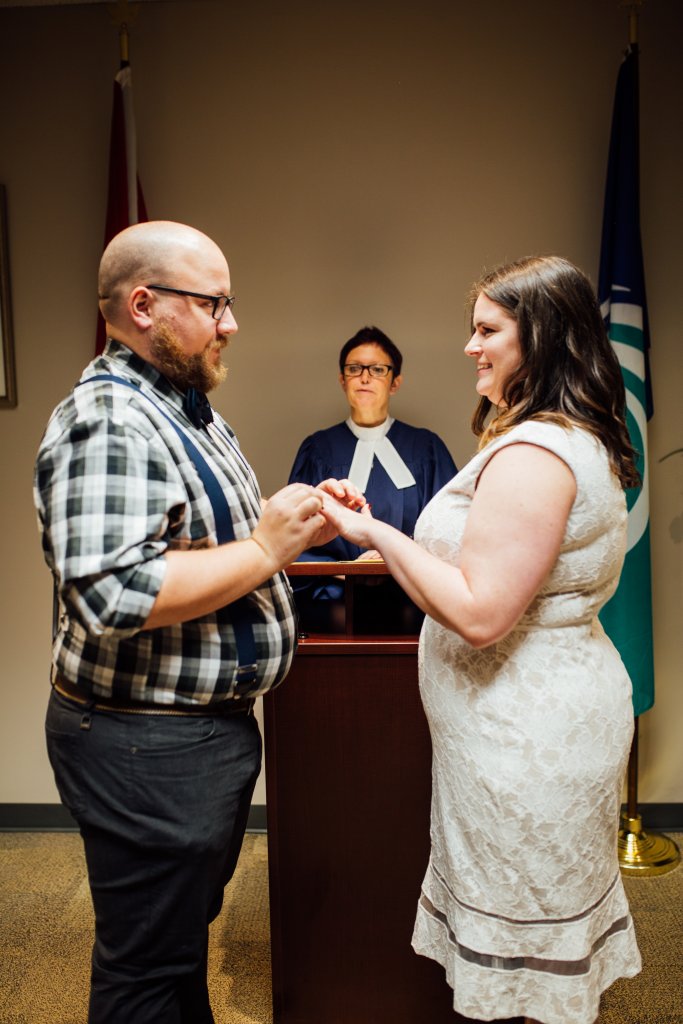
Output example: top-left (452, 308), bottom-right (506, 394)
top-left (251, 483), bottom-right (328, 572)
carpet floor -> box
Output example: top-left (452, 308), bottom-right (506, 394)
top-left (0, 831), bottom-right (680, 1023)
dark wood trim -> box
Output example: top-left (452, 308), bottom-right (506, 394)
top-left (286, 560), bottom-right (390, 576)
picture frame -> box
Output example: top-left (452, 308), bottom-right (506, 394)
top-left (0, 184), bottom-right (17, 408)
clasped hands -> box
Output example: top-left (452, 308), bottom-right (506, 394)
top-left (251, 478), bottom-right (375, 572)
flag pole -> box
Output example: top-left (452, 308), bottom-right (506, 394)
top-left (96, 0), bottom-right (146, 354)
top-left (119, 17), bottom-right (129, 66)
top-left (614, 0), bottom-right (679, 875)
top-left (625, 0), bottom-right (641, 47)
top-left (107, 1), bottom-right (138, 65)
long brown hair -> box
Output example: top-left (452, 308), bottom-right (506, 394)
top-left (468, 255), bottom-right (640, 489)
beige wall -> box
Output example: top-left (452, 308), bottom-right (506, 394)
top-left (0, 0), bottom-right (681, 809)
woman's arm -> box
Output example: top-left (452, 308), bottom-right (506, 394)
top-left (322, 443), bottom-right (576, 647)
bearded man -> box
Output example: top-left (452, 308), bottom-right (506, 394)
top-left (34, 221), bottom-right (360, 1024)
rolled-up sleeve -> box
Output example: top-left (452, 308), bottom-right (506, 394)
top-left (35, 413), bottom-right (187, 637)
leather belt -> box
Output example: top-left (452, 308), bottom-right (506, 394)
top-left (52, 676), bottom-right (254, 717)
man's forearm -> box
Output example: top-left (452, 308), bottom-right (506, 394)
top-left (143, 539), bottom-right (277, 629)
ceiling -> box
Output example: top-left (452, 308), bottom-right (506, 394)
top-left (0, 1), bottom-right (167, 6)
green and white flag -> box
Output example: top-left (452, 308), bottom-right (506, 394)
top-left (598, 44), bottom-right (654, 717)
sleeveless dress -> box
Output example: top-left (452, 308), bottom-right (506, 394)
top-left (411, 421), bottom-right (641, 1024)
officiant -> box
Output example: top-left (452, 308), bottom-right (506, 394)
top-left (288, 325), bottom-right (456, 632)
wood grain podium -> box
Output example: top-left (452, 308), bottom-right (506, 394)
top-left (263, 562), bottom-right (459, 1024)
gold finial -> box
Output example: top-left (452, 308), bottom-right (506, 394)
top-left (107, 0), bottom-right (140, 65)
top-left (619, 0), bottom-right (644, 46)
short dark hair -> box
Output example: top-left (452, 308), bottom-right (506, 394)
top-left (468, 255), bottom-right (639, 489)
top-left (338, 326), bottom-right (403, 376)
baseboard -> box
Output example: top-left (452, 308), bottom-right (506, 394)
top-left (619, 802), bottom-right (683, 832)
top-left (0, 802), bottom-right (268, 833)
top-left (247, 803), bottom-right (267, 832)
top-left (0, 802), bottom-right (680, 833)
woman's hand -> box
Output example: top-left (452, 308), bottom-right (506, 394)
top-left (316, 477), bottom-right (366, 511)
top-left (320, 492), bottom-right (376, 549)
top-left (305, 478), bottom-right (368, 549)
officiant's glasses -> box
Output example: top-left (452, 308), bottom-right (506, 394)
top-left (342, 363), bottom-right (394, 378)
top-left (147, 284), bottom-right (236, 321)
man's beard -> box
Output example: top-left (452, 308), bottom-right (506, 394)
top-left (149, 321), bottom-right (228, 393)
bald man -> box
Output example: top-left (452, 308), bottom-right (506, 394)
top-left (34, 221), bottom-right (360, 1023)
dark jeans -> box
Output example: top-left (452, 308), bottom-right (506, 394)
top-left (45, 690), bottom-right (262, 1024)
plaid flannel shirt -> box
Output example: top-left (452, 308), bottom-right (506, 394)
top-left (34, 340), bottom-right (297, 704)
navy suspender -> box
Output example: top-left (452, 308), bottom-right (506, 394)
top-left (81, 374), bottom-right (258, 691)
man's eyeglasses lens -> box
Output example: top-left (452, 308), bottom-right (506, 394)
top-left (147, 284), bottom-right (235, 321)
top-left (343, 363), bottom-right (393, 378)
top-left (212, 295), bottom-right (235, 320)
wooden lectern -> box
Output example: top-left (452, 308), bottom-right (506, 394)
top-left (263, 562), bottom-right (459, 1024)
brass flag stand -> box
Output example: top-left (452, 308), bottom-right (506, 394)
top-left (618, 720), bottom-right (680, 875)
top-left (613, 1), bottom-right (680, 877)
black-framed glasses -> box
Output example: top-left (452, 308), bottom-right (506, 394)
top-left (147, 284), bottom-right (236, 321)
top-left (342, 362), bottom-right (394, 379)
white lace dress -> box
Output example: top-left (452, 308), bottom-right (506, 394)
top-left (411, 421), bottom-right (641, 1024)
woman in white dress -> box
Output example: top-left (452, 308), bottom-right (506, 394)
top-left (321, 256), bottom-right (642, 1024)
